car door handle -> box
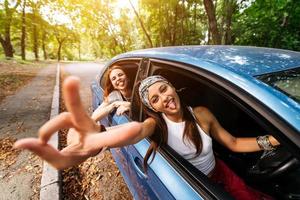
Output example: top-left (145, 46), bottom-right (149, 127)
top-left (130, 155), bottom-right (148, 179)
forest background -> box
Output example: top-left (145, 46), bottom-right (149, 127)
top-left (1, 0), bottom-right (300, 61)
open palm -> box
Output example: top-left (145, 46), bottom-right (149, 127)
top-left (14, 76), bottom-right (142, 169)
top-left (14, 77), bottom-right (107, 169)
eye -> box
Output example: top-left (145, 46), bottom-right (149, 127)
top-left (111, 76), bottom-right (116, 81)
top-left (161, 84), bottom-right (167, 92)
top-left (151, 96), bottom-right (158, 104)
top-left (118, 73), bottom-right (123, 77)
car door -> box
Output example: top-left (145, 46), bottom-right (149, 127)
top-left (91, 59), bottom-right (145, 197)
top-left (145, 58), bottom-right (300, 200)
top-left (110, 58), bottom-right (175, 199)
top-left (124, 59), bottom-right (230, 200)
top-left (90, 68), bottom-right (110, 127)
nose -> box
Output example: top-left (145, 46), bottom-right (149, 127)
top-left (161, 93), bottom-right (168, 103)
top-left (116, 76), bottom-right (122, 84)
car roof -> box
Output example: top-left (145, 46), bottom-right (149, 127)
top-left (110, 45), bottom-right (300, 133)
top-left (114, 45), bottom-right (300, 76)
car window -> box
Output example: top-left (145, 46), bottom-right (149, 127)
top-left (100, 60), bottom-right (140, 92)
top-left (257, 67), bottom-right (300, 104)
top-left (148, 60), bottom-right (300, 199)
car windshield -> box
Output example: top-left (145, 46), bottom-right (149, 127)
top-left (257, 67), bottom-right (300, 104)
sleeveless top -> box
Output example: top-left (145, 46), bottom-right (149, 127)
top-left (162, 107), bottom-right (215, 175)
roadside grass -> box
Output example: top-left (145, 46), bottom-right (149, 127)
top-left (0, 58), bottom-right (51, 103)
top-left (0, 74), bottom-right (35, 102)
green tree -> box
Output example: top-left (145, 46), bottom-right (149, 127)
top-left (0, 0), bottom-right (21, 58)
top-left (233, 0), bottom-right (300, 50)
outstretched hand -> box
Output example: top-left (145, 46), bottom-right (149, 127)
top-left (14, 76), bottom-right (104, 169)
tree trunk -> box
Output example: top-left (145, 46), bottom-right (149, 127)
top-left (32, 10), bottom-right (39, 61)
top-left (0, 36), bottom-right (14, 58)
top-left (42, 35), bottom-right (47, 60)
top-left (171, 3), bottom-right (179, 45)
top-left (128, 0), bottom-right (153, 47)
top-left (224, 0), bottom-right (236, 45)
top-left (180, 0), bottom-right (185, 45)
top-left (21, 0), bottom-right (26, 60)
top-left (0, 0), bottom-right (20, 59)
top-left (219, 0), bottom-right (226, 44)
top-left (78, 40), bottom-right (81, 61)
top-left (56, 36), bottom-right (66, 61)
top-left (193, 2), bottom-right (197, 34)
top-left (57, 42), bottom-right (62, 61)
top-left (203, 0), bottom-right (221, 44)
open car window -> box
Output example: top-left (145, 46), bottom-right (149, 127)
top-left (99, 60), bottom-right (140, 112)
top-left (147, 60), bottom-right (300, 199)
top-left (100, 60), bottom-right (140, 93)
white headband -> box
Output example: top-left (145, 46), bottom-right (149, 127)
top-left (138, 75), bottom-right (169, 110)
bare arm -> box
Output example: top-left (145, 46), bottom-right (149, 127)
top-left (193, 107), bottom-right (279, 152)
top-left (91, 101), bottom-right (115, 121)
top-left (14, 76), bottom-right (156, 170)
top-left (91, 100), bottom-right (131, 121)
top-left (87, 117), bottom-right (156, 152)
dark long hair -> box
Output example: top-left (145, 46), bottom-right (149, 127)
top-left (103, 65), bottom-right (128, 98)
top-left (139, 84), bottom-right (203, 171)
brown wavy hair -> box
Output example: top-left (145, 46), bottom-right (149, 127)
top-left (134, 82), bottom-right (203, 171)
top-left (103, 65), bottom-right (128, 99)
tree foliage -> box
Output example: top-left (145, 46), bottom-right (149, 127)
top-left (0, 0), bottom-right (299, 60)
top-left (233, 0), bottom-right (300, 50)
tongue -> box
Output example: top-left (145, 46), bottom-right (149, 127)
top-left (168, 101), bottom-right (176, 109)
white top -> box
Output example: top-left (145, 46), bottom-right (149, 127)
top-left (108, 90), bottom-right (123, 103)
top-left (108, 90), bottom-right (131, 103)
top-left (162, 108), bottom-right (215, 175)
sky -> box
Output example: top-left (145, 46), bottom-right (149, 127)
top-left (41, 0), bottom-right (139, 26)
top-left (0, 0), bottom-right (139, 26)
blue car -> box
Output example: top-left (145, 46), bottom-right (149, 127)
top-left (91, 46), bottom-right (300, 200)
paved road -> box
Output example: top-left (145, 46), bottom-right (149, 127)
top-left (61, 62), bottom-right (132, 199)
top-left (62, 62), bottom-right (103, 112)
top-left (0, 64), bottom-right (56, 200)
top-left (0, 62), bottom-right (131, 200)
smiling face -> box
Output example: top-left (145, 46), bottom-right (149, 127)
top-left (148, 81), bottom-right (182, 117)
top-left (109, 68), bottom-right (128, 91)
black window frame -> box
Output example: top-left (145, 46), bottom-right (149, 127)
top-left (99, 58), bottom-right (141, 121)
top-left (99, 58), bottom-right (141, 91)
top-left (140, 58), bottom-right (300, 199)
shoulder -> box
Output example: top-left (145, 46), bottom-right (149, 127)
top-left (107, 90), bottom-right (123, 103)
top-left (141, 117), bottom-right (157, 137)
top-left (193, 106), bottom-right (212, 117)
top-left (192, 106), bottom-right (215, 124)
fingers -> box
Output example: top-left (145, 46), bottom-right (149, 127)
top-left (116, 106), bottom-right (129, 115)
top-left (67, 128), bottom-right (81, 145)
top-left (39, 112), bottom-right (73, 144)
top-left (63, 76), bottom-right (88, 123)
top-left (14, 138), bottom-right (66, 169)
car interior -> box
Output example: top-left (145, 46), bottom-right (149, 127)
top-left (150, 62), bottom-right (300, 200)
